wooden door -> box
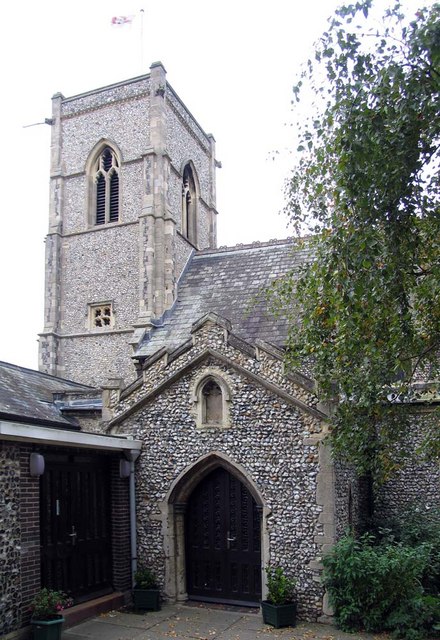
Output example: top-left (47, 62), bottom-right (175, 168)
top-left (185, 467), bottom-right (261, 605)
top-left (40, 454), bottom-right (112, 601)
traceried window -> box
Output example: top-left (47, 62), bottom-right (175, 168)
top-left (93, 147), bottom-right (120, 225)
top-left (182, 163), bottom-right (198, 245)
top-left (89, 303), bottom-right (114, 329)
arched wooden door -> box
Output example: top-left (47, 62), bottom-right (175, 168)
top-left (185, 467), bottom-right (262, 605)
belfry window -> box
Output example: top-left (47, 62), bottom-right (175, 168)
top-left (182, 163), bottom-right (197, 245)
top-left (93, 147), bottom-right (120, 225)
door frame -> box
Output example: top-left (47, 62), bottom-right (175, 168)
top-left (40, 452), bottom-right (113, 600)
top-left (184, 466), bottom-right (262, 605)
top-left (160, 452), bottom-right (270, 603)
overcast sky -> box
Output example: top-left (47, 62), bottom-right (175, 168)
top-left (0, 0), bottom-right (424, 371)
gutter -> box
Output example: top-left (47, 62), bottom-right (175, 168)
top-left (0, 420), bottom-right (142, 453)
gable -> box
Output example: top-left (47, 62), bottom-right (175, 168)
top-left (107, 313), bottom-right (326, 431)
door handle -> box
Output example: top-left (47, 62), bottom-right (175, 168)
top-left (226, 531), bottom-right (236, 549)
top-left (68, 525), bottom-right (77, 546)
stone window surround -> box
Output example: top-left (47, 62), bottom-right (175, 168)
top-left (181, 161), bottom-right (200, 247)
top-left (85, 139), bottom-right (123, 228)
top-left (190, 368), bottom-right (232, 429)
top-left (88, 301), bottom-right (115, 330)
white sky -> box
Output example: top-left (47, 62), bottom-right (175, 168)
top-left (0, 0), bottom-right (425, 371)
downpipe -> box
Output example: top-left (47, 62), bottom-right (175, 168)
top-left (125, 448), bottom-right (141, 587)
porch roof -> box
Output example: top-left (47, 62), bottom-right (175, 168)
top-left (0, 419), bottom-right (142, 452)
top-left (0, 360), bottom-right (99, 429)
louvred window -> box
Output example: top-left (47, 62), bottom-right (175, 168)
top-left (93, 147), bottom-right (120, 225)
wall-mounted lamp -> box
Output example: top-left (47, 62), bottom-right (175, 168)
top-left (119, 459), bottom-right (131, 478)
top-left (30, 453), bottom-right (45, 477)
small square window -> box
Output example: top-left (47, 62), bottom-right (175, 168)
top-left (89, 303), bottom-right (114, 329)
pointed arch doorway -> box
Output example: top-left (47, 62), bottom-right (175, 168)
top-left (185, 467), bottom-right (262, 605)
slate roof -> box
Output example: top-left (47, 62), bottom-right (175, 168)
top-left (136, 239), bottom-right (308, 360)
top-left (0, 361), bottom-right (97, 428)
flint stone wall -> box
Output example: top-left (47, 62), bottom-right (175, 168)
top-left (334, 408), bottom-right (440, 538)
top-left (120, 361), bottom-right (324, 618)
top-left (110, 322), bottom-right (319, 422)
top-left (0, 442), bottom-right (21, 635)
top-left (334, 462), bottom-right (374, 538)
top-left (61, 224), bottom-right (139, 334)
top-left (60, 77), bottom-right (151, 119)
top-left (41, 69), bottom-right (216, 387)
top-left (62, 162), bottom-right (144, 234)
top-left (60, 332), bottom-right (137, 388)
top-left (374, 409), bottom-right (440, 521)
top-left (110, 320), bottom-right (327, 620)
top-left (166, 89), bottom-right (213, 249)
top-left (61, 98), bottom-right (150, 178)
top-left (175, 234), bottom-right (194, 284)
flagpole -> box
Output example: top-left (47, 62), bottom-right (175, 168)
top-left (140, 8), bottom-right (145, 73)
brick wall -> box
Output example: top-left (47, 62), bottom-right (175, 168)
top-left (0, 443), bottom-right (132, 637)
top-left (19, 445), bottom-right (41, 627)
top-left (111, 458), bottom-right (131, 592)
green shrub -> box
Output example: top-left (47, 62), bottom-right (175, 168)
top-left (374, 508), bottom-right (440, 596)
top-left (322, 533), bottom-right (433, 637)
top-left (134, 567), bottom-right (158, 589)
top-left (265, 566), bottom-right (296, 605)
top-left (385, 594), bottom-right (440, 640)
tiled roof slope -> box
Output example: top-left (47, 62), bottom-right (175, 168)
top-left (0, 361), bottom-right (95, 428)
top-left (136, 239), bottom-right (308, 360)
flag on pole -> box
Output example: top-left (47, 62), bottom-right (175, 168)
top-left (111, 15), bottom-right (134, 26)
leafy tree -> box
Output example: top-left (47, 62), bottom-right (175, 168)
top-left (277, 1), bottom-right (440, 479)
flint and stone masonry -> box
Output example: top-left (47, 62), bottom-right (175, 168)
top-left (1, 62), bottom-right (438, 640)
top-left (106, 315), bottom-right (335, 620)
top-left (39, 62), bottom-right (218, 387)
top-left (0, 443), bottom-right (21, 635)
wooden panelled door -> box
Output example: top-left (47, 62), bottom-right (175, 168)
top-left (185, 467), bottom-right (262, 605)
top-left (40, 454), bottom-right (112, 601)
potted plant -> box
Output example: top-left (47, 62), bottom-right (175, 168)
top-left (29, 588), bottom-right (73, 640)
top-left (261, 566), bottom-right (297, 628)
top-left (133, 567), bottom-right (160, 611)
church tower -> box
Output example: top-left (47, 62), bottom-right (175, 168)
top-left (39, 62), bottom-right (218, 386)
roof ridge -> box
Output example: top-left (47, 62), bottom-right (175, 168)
top-left (196, 237), bottom-right (299, 255)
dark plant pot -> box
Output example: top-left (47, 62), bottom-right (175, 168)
top-left (133, 588), bottom-right (160, 611)
top-left (261, 600), bottom-right (297, 628)
top-left (31, 616), bottom-right (64, 640)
